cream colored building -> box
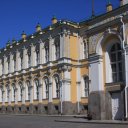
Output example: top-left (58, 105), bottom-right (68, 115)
top-left (0, 0), bottom-right (128, 120)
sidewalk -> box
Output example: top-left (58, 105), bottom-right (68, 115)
top-left (55, 118), bottom-right (128, 125)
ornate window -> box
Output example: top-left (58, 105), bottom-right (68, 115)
top-left (28, 52), bottom-right (31, 68)
top-left (45, 44), bottom-right (49, 63)
top-left (55, 42), bottom-right (60, 60)
top-left (2, 62), bottom-right (4, 75)
top-left (21, 55), bottom-right (23, 69)
top-left (44, 77), bottom-right (49, 99)
top-left (84, 41), bottom-right (88, 59)
top-left (8, 60), bottom-right (10, 73)
top-left (14, 58), bottom-right (16, 71)
top-left (34, 79), bottom-right (39, 100)
top-left (36, 50), bottom-right (40, 65)
top-left (110, 43), bottom-right (122, 82)
top-left (54, 75), bottom-right (60, 98)
top-left (26, 81), bottom-right (31, 101)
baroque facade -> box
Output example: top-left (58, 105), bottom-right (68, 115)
top-left (0, 0), bottom-right (128, 120)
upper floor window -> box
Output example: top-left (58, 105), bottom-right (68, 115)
top-left (28, 52), bottom-right (31, 68)
top-left (14, 59), bottom-right (16, 71)
top-left (110, 43), bottom-right (122, 82)
top-left (2, 62), bottom-right (4, 74)
top-left (55, 42), bottom-right (60, 60)
top-left (84, 42), bottom-right (88, 59)
top-left (8, 61), bottom-right (10, 73)
top-left (36, 50), bottom-right (40, 65)
top-left (21, 55), bottom-right (23, 69)
top-left (45, 45), bottom-right (49, 63)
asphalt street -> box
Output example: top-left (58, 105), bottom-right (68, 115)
top-left (0, 115), bottom-right (127, 128)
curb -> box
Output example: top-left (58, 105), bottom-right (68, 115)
top-left (55, 120), bottom-right (128, 125)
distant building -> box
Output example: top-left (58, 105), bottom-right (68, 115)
top-left (0, 0), bottom-right (128, 120)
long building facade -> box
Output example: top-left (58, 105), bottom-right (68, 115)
top-left (0, 0), bottom-right (128, 120)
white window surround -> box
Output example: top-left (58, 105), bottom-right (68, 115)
top-left (53, 75), bottom-right (60, 98)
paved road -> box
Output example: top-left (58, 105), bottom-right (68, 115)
top-left (0, 115), bottom-right (127, 128)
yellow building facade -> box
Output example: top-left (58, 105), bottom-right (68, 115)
top-left (0, 0), bottom-right (128, 120)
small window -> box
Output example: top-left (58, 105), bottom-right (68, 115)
top-left (84, 77), bottom-right (89, 97)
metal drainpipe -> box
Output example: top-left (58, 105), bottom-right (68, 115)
top-left (120, 15), bottom-right (128, 119)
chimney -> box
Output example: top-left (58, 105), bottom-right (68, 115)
top-left (51, 16), bottom-right (58, 24)
top-left (106, 0), bottom-right (113, 12)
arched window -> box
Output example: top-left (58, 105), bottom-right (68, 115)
top-left (45, 44), bottom-right (49, 63)
top-left (36, 50), bottom-right (40, 65)
top-left (21, 55), bottom-right (23, 69)
top-left (110, 43), bottom-right (122, 82)
top-left (34, 79), bottom-right (39, 100)
top-left (11, 84), bottom-right (16, 102)
top-left (44, 77), bottom-right (49, 99)
top-left (28, 52), bottom-right (31, 68)
top-left (53, 75), bottom-right (60, 98)
top-left (26, 81), bottom-right (31, 101)
top-left (18, 82), bottom-right (23, 101)
top-left (5, 85), bottom-right (10, 102)
top-left (55, 42), bottom-right (60, 60)
top-left (84, 41), bottom-right (88, 59)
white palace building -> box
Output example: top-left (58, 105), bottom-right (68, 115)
top-left (0, 0), bottom-right (128, 120)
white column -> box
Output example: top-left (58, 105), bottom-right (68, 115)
top-left (9, 53), bottom-right (14, 73)
top-left (0, 59), bottom-right (2, 76)
top-left (48, 78), bottom-right (52, 102)
top-left (39, 41), bottom-right (44, 64)
top-left (89, 55), bottom-right (104, 92)
top-left (31, 44), bottom-right (36, 67)
top-left (3, 56), bottom-right (8, 75)
top-left (61, 31), bottom-right (67, 58)
top-left (67, 31), bottom-right (70, 58)
top-left (49, 36), bottom-right (54, 61)
top-left (16, 50), bottom-right (20, 71)
top-left (62, 70), bottom-right (71, 101)
top-left (23, 48), bottom-right (28, 69)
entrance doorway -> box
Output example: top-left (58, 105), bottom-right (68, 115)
top-left (111, 92), bottom-right (123, 120)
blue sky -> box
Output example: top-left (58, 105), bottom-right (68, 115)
top-left (0, 0), bottom-right (119, 48)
